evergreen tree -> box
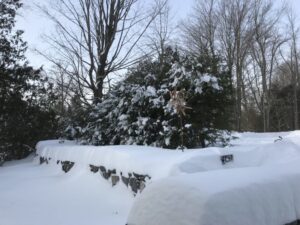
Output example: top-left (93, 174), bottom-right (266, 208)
top-left (0, 0), bottom-right (58, 160)
top-left (63, 93), bottom-right (90, 140)
top-left (77, 48), bottom-right (232, 149)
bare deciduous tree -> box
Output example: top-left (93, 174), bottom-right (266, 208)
top-left (38, 0), bottom-right (166, 103)
top-left (182, 0), bottom-right (294, 132)
top-left (181, 0), bottom-right (217, 58)
top-left (145, 0), bottom-right (174, 69)
top-left (281, 10), bottom-right (300, 130)
top-left (183, 0), bottom-right (255, 131)
top-left (249, 0), bottom-right (286, 131)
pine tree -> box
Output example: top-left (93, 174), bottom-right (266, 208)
top-left (0, 0), bottom-right (58, 161)
top-left (63, 93), bottom-right (90, 140)
top-left (77, 48), bottom-right (232, 149)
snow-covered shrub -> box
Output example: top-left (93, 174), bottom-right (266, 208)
top-left (61, 93), bottom-right (91, 141)
top-left (79, 48), bottom-right (232, 148)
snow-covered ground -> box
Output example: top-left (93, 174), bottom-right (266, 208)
top-left (128, 132), bottom-right (300, 225)
top-left (0, 156), bottom-right (134, 225)
top-left (1, 131), bottom-right (300, 225)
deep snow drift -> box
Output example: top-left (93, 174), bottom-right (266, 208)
top-left (1, 131), bottom-right (300, 225)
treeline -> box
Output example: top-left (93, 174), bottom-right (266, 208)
top-left (1, 0), bottom-right (300, 160)
top-left (181, 0), bottom-right (299, 132)
top-left (44, 0), bottom-right (300, 135)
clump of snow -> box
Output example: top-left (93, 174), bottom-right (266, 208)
top-left (145, 86), bottom-right (157, 97)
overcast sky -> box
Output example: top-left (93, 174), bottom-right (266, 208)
top-left (16, 0), bottom-right (300, 69)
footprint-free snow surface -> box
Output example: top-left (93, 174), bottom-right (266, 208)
top-left (0, 156), bottom-right (134, 225)
top-left (1, 131), bottom-right (300, 225)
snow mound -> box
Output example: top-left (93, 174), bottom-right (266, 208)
top-left (126, 131), bottom-right (300, 224)
top-left (127, 161), bottom-right (300, 225)
top-left (37, 141), bottom-right (192, 179)
top-left (37, 132), bottom-right (300, 180)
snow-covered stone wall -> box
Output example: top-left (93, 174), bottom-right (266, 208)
top-left (38, 154), bottom-right (151, 194)
top-left (35, 132), bottom-right (300, 224)
top-left (36, 132), bottom-right (300, 194)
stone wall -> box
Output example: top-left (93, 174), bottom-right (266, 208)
top-left (39, 156), bottom-right (151, 194)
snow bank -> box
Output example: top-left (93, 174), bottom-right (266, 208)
top-left (37, 141), bottom-right (193, 179)
top-left (3, 131), bottom-right (300, 225)
top-left (126, 131), bottom-right (300, 225)
top-left (36, 131), bottom-right (300, 180)
top-left (37, 132), bottom-right (300, 179)
top-left (127, 161), bottom-right (300, 225)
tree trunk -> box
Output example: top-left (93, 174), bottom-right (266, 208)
top-left (292, 70), bottom-right (299, 130)
top-left (236, 39), bottom-right (243, 132)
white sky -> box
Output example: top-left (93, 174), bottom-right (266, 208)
top-left (16, 0), bottom-right (300, 69)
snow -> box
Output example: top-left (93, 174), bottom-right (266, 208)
top-left (36, 141), bottom-right (189, 180)
top-left (145, 86), bottom-right (157, 97)
top-left (127, 161), bottom-right (300, 225)
top-left (1, 131), bottom-right (300, 225)
top-left (127, 131), bottom-right (300, 225)
top-left (35, 131), bottom-right (300, 180)
top-left (201, 73), bottom-right (213, 82)
top-left (0, 156), bottom-right (134, 225)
